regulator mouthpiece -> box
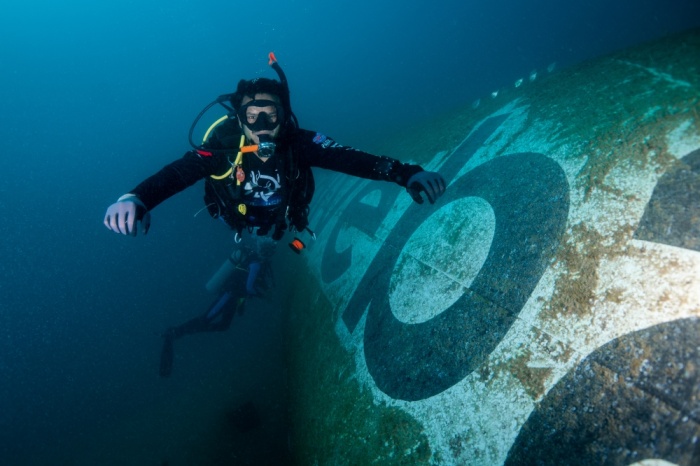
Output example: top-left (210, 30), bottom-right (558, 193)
top-left (257, 134), bottom-right (276, 158)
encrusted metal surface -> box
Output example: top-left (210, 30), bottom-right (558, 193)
top-left (286, 29), bottom-right (700, 465)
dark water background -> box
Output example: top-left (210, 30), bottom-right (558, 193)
top-left (1, 0), bottom-right (699, 464)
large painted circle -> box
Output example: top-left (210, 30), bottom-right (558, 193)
top-left (363, 152), bottom-right (570, 401)
top-left (505, 317), bottom-right (700, 466)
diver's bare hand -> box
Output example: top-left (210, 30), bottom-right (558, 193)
top-left (103, 195), bottom-right (151, 236)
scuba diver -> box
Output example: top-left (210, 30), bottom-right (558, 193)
top-left (103, 53), bottom-right (445, 239)
top-left (103, 53), bottom-right (446, 374)
top-left (159, 236), bottom-right (275, 378)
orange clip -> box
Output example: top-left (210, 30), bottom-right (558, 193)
top-left (289, 237), bottom-right (305, 254)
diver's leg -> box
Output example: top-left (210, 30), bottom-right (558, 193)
top-left (159, 291), bottom-right (237, 377)
top-left (208, 295), bottom-right (245, 331)
top-left (168, 291), bottom-right (235, 337)
top-left (246, 261), bottom-right (262, 296)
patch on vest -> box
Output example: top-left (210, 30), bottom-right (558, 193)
top-left (313, 132), bottom-right (339, 149)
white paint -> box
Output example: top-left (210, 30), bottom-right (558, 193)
top-left (617, 59), bottom-right (693, 88)
top-left (390, 197), bottom-right (495, 324)
top-left (628, 460), bottom-right (679, 466)
top-left (667, 119), bottom-right (700, 159)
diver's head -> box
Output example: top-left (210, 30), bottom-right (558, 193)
top-left (231, 78), bottom-right (288, 146)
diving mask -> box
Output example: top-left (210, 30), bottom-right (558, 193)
top-left (237, 99), bottom-right (284, 132)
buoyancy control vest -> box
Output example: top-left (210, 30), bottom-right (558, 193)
top-left (202, 118), bottom-right (315, 240)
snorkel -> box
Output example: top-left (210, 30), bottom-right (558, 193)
top-left (267, 52), bottom-right (297, 129)
top-left (188, 52), bottom-right (296, 156)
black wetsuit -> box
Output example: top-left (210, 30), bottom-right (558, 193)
top-left (129, 126), bottom-right (424, 220)
top-left (149, 124), bottom-right (424, 377)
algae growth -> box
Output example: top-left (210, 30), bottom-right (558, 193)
top-left (284, 265), bottom-right (432, 465)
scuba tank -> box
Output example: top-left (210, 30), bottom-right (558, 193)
top-left (205, 249), bottom-right (245, 293)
